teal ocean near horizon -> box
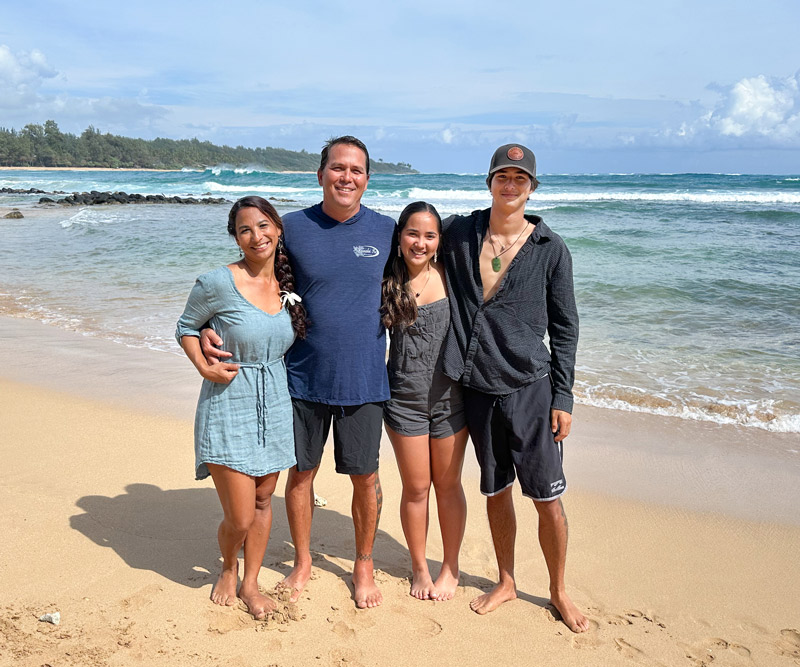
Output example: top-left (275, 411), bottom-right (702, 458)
top-left (1, 168), bottom-right (799, 435)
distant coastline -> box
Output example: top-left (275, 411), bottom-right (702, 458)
top-left (0, 121), bottom-right (418, 174)
top-left (0, 166), bottom-right (179, 172)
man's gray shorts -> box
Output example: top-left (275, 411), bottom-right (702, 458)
top-left (463, 375), bottom-right (567, 501)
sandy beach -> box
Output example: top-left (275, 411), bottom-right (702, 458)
top-left (1, 315), bottom-right (799, 667)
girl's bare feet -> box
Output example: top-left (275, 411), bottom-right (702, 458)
top-left (433, 565), bottom-right (459, 601)
top-left (410, 569), bottom-right (438, 600)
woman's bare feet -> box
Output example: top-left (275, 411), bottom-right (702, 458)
top-left (469, 580), bottom-right (517, 614)
top-left (433, 565), bottom-right (460, 601)
top-left (238, 582), bottom-right (277, 620)
top-left (211, 561), bottom-right (239, 606)
top-left (550, 589), bottom-right (590, 633)
top-left (410, 569), bottom-right (438, 600)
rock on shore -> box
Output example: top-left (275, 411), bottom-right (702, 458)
top-left (38, 191), bottom-right (229, 206)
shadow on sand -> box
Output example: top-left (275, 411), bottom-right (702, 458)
top-left (70, 481), bottom-right (549, 610)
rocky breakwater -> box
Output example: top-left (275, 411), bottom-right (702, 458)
top-left (38, 191), bottom-right (230, 206)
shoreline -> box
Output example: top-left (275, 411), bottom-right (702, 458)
top-left (2, 314), bottom-right (799, 666)
top-left (2, 314), bottom-right (798, 524)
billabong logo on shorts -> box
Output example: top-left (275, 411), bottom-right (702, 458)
top-left (353, 245), bottom-right (380, 258)
top-left (550, 479), bottom-right (565, 494)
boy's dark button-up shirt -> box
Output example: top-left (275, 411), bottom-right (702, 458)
top-left (442, 208), bottom-right (578, 413)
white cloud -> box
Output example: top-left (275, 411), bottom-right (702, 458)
top-left (0, 44), bottom-right (58, 108)
top-left (0, 45), bottom-right (169, 134)
top-left (664, 72), bottom-right (800, 147)
top-left (711, 73), bottom-right (800, 140)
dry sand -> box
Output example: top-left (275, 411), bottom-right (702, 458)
top-left (1, 315), bottom-right (799, 666)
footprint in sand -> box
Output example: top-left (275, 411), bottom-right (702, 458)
top-left (206, 609), bottom-right (250, 634)
top-left (604, 613), bottom-right (633, 626)
top-left (392, 605), bottom-right (442, 637)
top-left (332, 621), bottom-right (355, 638)
top-left (777, 628), bottom-right (800, 658)
top-left (613, 637), bottom-right (646, 660)
top-left (570, 619), bottom-right (601, 649)
top-left (119, 584), bottom-right (164, 611)
top-left (329, 647), bottom-right (363, 667)
top-left (681, 637), bottom-right (752, 666)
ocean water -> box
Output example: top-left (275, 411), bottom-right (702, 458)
top-left (1, 168), bottom-right (798, 434)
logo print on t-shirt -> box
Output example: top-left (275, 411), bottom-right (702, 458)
top-left (353, 245), bottom-right (380, 258)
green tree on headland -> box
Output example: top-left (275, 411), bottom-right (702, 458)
top-left (0, 121), bottom-right (418, 173)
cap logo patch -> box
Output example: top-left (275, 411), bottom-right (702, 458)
top-left (507, 147), bottom-right (524, 161)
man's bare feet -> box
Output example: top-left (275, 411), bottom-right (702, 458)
top-left (410, 569), bottom-right (438, 600)
top-left (352, 560), bottom-right (382, 608)
top-left (433, 565), bottom-right (460, 601)
top-left (550, 589), bottom-right (590, 633)
top-left (238, 582), bottom-right (277, 620)
top-left (469, 580), bottom-right (517, 614)
top-left (211, 562), bottom-right (238, 606)
top-left (277, 561), bottom-right (311, 603)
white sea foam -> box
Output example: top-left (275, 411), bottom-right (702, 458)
top-left (206, 165), bottom-right (290, 176)
top-left (575, 394), bottom-right (800, 433)
top-left (406, 187), bottom-right (490, 201)
top-left (202, 181), bottom-right (315, 194)
top-left (367, 187), bottom-right (800, 205)
top-left (534, 191), bottom-right (800, 204)
top-left (59, 209), bottom-right (129, 228)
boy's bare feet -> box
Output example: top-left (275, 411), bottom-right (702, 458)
top-left (469, 580), bottom-right (517, 614)
top-left (550, 589), bottom-right (590, 633)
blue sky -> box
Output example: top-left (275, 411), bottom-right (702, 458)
top-left (1, 0), bottom-right (799, 173)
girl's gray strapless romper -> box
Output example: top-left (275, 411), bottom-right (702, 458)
top-left (384, 298), bottom-right (466, 438)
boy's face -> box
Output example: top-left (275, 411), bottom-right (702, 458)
top-left (489, 167), bottom-right (533, 211)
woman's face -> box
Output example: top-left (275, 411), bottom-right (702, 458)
top-left (399, 211), bottom-right (440, 270)
top-left (234, 206), bottom-right (280, 263)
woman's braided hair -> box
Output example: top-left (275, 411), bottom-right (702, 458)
top-left (227, 196), bottom-right (308, 339)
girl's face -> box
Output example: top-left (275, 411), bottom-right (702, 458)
top-left (399, 212), bottom-right (440, 270)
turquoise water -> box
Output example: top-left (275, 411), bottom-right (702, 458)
top-left (1, 168), bottom-right (798, 432)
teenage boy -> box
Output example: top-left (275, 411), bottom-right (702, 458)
top-left (441, 144), bottom-right (589, 632)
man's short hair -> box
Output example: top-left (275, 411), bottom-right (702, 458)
top-left (319, 136), bottom-right (371, 175)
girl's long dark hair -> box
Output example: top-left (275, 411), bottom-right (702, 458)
top-left (228, 196), bottom-right (308, 339)
top-left (380, 201), bottom-right (442, 331)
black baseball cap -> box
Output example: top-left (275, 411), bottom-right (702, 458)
top-left (486, 144), bottom-right (537, 187)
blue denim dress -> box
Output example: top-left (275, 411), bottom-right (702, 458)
top-left (176, 266), bottom-right (296, 480)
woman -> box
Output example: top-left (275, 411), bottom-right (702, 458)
top-left (176, 195), bottom-right (307, 619)
top-left (381, 201), bottom-right (468, 601)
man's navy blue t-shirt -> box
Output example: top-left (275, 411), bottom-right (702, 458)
top-left (283, 203), bottom-right (394, 405)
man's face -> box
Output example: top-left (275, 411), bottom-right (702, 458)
top-left (317, 143), bottom-right (369, 215)
top-left (489, 167), bottom-right (532, 211)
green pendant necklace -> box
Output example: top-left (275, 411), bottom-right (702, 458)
top-left (488, 222), bottom-right (530, 272)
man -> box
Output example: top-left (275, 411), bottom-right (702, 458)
top-left (202, 136), bottom-right (394, 608)
top-left (441, 144), bottom-right (589, 632)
